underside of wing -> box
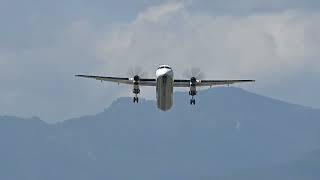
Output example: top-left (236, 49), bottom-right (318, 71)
top-left (174, 79), bottom-right (255, 87)
top-left (197, 79), bottom-right (255, 86)
top-left (137, 79), bottom-right (157, 86)
top-left (76, 75), bottom-right (156, 86)
top-left (76, 75), bottom-right (131, 84)
top-left (173, 79), bottom-right (191, 87)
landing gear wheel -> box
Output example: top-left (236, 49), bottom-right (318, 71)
top-left (190, 99), bottom-right (196, 105)
top-left (133, 97), bottom-right (139, 103)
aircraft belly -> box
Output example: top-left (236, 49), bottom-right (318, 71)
top-left (156, 75), bottom-right (173, 111)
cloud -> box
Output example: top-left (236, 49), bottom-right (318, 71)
top-left (97, 1), bottom-right (320, 107)
top-left (0, 0), bottom-right (320, 122)
top-left (98, 3), bottom-right (319, 82)
top-left (188, 0), bottom-right (320, 15)
top-left (0, 19), bottom-right (108, 122)
top-left (137, 1), bottom-right (185, 22)
top-left (0, 0), bottom-right (167, 122)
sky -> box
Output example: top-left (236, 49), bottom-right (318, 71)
top-left (1, 0), bottom-right (320, 122)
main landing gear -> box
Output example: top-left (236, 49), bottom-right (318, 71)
top-left (133, 88), bottom-right (140, 103)
top-left (189, 90), bottom-right (196, 105)
top-left (132, 75), bottom-right (141, 104)
top-left (189, 76), bottom-right (197, 106)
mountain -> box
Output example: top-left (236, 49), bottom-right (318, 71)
top-left (0, 87), bottom-right (319, 180)
top-left (214, 148), bottom-right (320, 180)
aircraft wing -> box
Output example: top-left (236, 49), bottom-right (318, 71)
top-left (174, 79), bottom-right (255, 87)
top-left (75, 75), bottom-right (156, 86)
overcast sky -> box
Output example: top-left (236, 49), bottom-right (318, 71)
top-left (1, 0), bottom-right (320, 122)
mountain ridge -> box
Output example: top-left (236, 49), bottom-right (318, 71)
top-left (2, 87), bottom-right (318, 123)
top-left (0, 87), bottom-right (319, 180)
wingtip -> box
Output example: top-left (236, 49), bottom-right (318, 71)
top-left (75, 75), bottom-right (86, 78)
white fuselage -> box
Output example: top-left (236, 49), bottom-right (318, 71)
top-left (156, 65), bottom-right (174, 111)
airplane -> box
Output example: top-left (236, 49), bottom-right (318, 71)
top-left (76, 65), bottom-right (255, 111)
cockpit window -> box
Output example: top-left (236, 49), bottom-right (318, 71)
top-left (158, 66), bottom-right (171, 69)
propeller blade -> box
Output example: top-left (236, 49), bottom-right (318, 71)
top-left (127, 66), bottom-right (148, 78)
top-left (183, 68), bottom-right (205, 79)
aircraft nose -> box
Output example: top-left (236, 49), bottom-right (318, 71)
top-left (156, 66), bottom-right (174, 77)
top-left (164, 69), bottom-right (173, 77)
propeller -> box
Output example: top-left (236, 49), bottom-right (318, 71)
top-left (183, 67), bottom-right (205, 80)
top-left (127, 66), bottom-right (148, 81)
